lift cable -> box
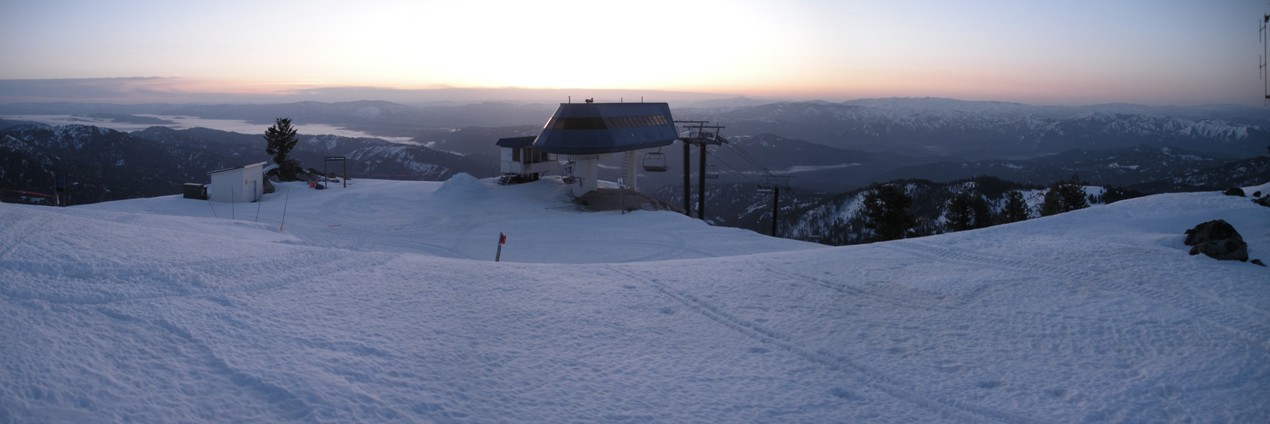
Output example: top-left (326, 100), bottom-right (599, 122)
top-left (707, 147), bottom-right (764, 186)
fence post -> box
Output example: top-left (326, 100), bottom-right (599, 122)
top-left (495, 232), bottom-right (506, 262)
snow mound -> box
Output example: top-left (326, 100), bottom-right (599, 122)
top-left (432, 172), bottom-right (487, 200)
top-left (1244, 181), bottom-right (1270, 196)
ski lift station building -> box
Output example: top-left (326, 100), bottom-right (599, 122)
top-left (498, 101), bottom-right (678, 196)
top-left (206, 161), bottom-right (266, 203)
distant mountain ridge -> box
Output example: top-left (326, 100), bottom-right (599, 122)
top-left (1, 124), bottom-right (216, 204)
top-left (872, 144), bottom-right (1231, 187)
top-left (6, 97), bottom-right (1264, 159)
top-left (0, 101), bottom-right (558, 139)
top-left (3, 97), bottom-right (1265, 214)
top-left (676, 98), bottom-right (1268, 160)
top-left (132, 126), bottom-right (497, 181)
top-left (3, 118), bottom-right (1264, 251)
top-left (654, 156), bottom-right (1269, 245)
top-left (0, 122), bottom-right (492, 205)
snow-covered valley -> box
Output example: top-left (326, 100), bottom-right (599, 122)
top-left (2, 176), bottom-right (1267, 422)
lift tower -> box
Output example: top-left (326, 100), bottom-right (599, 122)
top-left (676, 121), bottom-right (727, 220)
top-left (1262, 13), bottom-right (1270, 103)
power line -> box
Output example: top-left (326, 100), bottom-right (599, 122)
top-left (707, 147), bottom-right (761, 185)
top-left (718, 141), bottom-right (797, 238)
top-left (721, 143), bottom-right (774, 176)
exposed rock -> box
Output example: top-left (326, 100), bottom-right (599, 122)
top-left (1252, 259), bottom-right (1266, 267)
top-left (1184, 220), bottom-right (1248, 262)
top-left (577, 189), bottom-right (682, 213)
top-left (1255, 196), bottom-right (1270, 208)
top-left (1222, 187), bottom-right (1245, 197)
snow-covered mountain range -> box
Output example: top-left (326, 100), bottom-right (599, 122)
top-left (871, 145), bottom-right (1269, 188)
top-left (657, 159), bottom-right (1269, 246)
top-left (0, 122), bottom-right (492, 204)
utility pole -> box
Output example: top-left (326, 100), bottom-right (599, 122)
top-left (757, 176), bottom-right (791, 237)
top-left (1262, 13), bottom-right (1270, 104)
top-left (770, 186), bottom-right (780, 236)
top-left (682, 136), bottom-right (692, 214)
top-left (53, 172), bottom-right (67, 207)
top-left (698, 140), bottom-right (707, 219)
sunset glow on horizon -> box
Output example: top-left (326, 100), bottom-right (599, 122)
top-left (1, 0), bottom-right (1265, 105)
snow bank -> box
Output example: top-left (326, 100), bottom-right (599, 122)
top-left (2, 178), bottom-right (1267, 423)
top-left (432, 172), bottom-right (487, 200)
top-left (1244, 181), bottom-right (1270, 196)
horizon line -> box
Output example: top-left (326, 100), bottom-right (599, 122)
top-left (0, 78), bottom-right (1264, 109)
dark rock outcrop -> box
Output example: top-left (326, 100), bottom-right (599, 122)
top-left (1184, 220), bottom-right (1248, 262)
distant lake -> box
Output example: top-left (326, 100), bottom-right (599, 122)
top-left (0, 114), bottom-right (420, 145)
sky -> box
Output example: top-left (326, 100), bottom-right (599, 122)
top-left (1, 0), bottom-right (1267, 105)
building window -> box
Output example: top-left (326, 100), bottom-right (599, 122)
top-left (553, 117), bottom-right (607, 130)
top-left (553, 114), bottom-right (671, 130)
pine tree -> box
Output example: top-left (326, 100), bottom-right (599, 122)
top-left (1101, 185), bottom-right (1143, 204)
top-left (861, 184), bottom-right (916, 241)
top-left (945, 193), bottom-right (993, 232)
top-left (264, 118), bottom-right (301, 181)
top-left (1040, 175), bottom-right (1090, 216)
top-left (998, 191), bottom-right (1031, 224)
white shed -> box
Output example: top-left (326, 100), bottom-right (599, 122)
top-left (207, 161), bottom-right (266, 203)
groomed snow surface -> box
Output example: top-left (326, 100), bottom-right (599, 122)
top-left (2, 175), bottom-right (1268, 423)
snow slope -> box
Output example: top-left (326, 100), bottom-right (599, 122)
top-left (2, 176), bottom-right (1267, 423)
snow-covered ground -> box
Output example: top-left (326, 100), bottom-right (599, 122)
top-left (2, 176), bottom-right (1267, 423)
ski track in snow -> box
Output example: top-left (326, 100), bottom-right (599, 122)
top-left (881, 239), bottom-right (1270, 354)
top-left (607, 265), bottom-right (1043, 423)
top-left (95, 307), bottom-right (318, 420)
top-left (0, 207), bottom-right (53, 261)
top-left (2, 252), bottom-right (392, 306)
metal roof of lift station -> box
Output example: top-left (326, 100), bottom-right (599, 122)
top-left (533, 102), bottom-right (678, 155)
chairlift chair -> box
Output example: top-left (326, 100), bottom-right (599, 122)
top-left (642, 150), bottom-right (668, 172)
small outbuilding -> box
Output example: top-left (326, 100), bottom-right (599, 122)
top-left (496, 136), bottom-right (556, 184)
top-left (206, 161), bottom-right (266, 203)
top-left (182, 183), bottom-right (208, 200)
